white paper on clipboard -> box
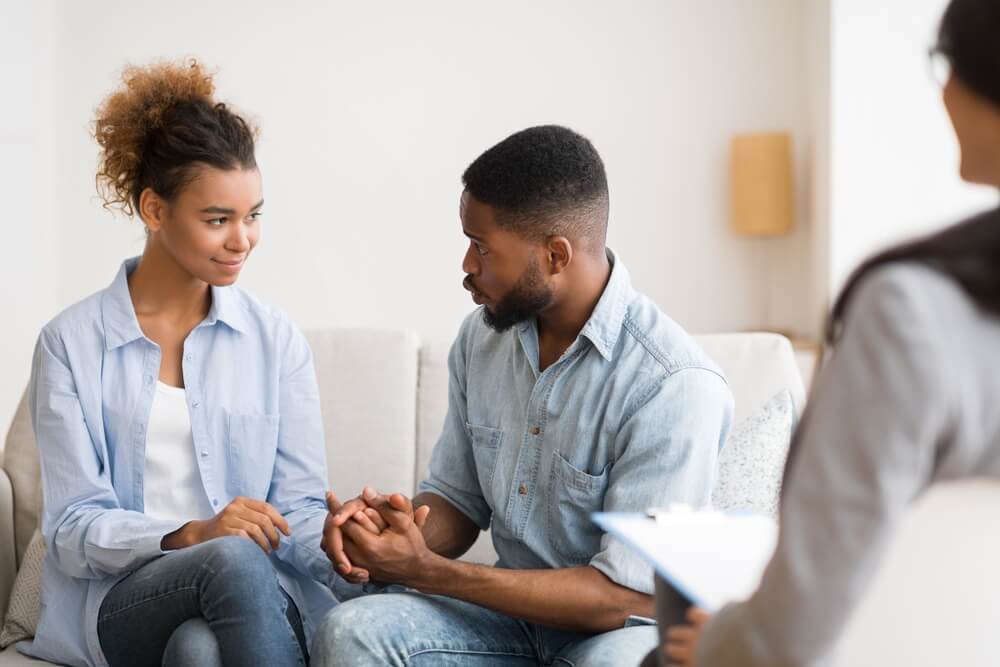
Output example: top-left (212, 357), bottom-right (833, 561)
top-left (592, 511), bottom-right (779, 612)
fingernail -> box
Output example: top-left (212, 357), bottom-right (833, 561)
top-left (363, 487), bottom-right (376, 499)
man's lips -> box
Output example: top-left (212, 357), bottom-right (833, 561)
top-left (463, 278), bottom-right (487, 305)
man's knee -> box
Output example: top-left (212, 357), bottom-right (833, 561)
top-left (564, 625), bottom-right (659, 667)
top-left (312, 595), bottom-right (420, 667)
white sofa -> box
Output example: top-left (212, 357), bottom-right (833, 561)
top-left (0, 330), bottom-right (805, 665)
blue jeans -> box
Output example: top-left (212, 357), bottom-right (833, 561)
top-left (311, 592), bottom-right (657, 666)
top-left (97, 536), bottom-right (307, 667)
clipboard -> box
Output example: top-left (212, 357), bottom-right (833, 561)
top-left (591, 510), bottom-right (778, 613)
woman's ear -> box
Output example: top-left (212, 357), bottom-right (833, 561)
top-left (138, 188), bottom-right (167, 233)
top-left (546, 236), bottom-right (573, 275)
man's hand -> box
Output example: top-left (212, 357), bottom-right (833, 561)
top-left (663, 607), bottom-right (711, 666)
top-left (321, 491), bottom-right (381, 583)
top-left (321, 488), bottom-right (431, 584)
top-left (340, 492), bottom-right (433, 587)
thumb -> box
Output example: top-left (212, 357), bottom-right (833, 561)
top-left (389, 493), bottom-right (413, 515)
top-left (414, 505), bottom-right (431, 529)
top-left (327, 491), bottom-right (342, 514)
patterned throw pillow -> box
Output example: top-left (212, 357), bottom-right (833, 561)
top-left (0, 530), bottom-right (45, 648)
top-left (712, 389), bottom-right (794, 518)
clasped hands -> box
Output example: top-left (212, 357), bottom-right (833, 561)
top-left (320, 486), bottom-right (433, 587)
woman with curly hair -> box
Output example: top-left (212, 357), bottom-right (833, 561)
top-left (662, 0), bottom-right (1000, 664)
top-left (22, 60), bottom-right (354, 666)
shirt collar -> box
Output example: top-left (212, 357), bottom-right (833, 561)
top-left (101, 256), bottom-right (249, 351)
top-left (577, 248), bottom-right (633, 361)
top-left (518, 247), bottom-right (634, 362)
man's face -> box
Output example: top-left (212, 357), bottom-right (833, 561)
top-left (459, 192), bottom-right (553, 331)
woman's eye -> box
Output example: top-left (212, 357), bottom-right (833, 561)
top-left (249, 211), bottom-right (263, 221)
top-left (476, 244), bottom-right (488, 256)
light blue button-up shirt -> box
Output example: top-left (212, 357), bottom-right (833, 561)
top-left (23, 257), bottom-right (348, 667)
top-left (419, 251), bottom-right (733, 595)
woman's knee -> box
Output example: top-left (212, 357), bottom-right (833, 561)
top-left (162, 618), bottom-right (222, 667)
top-left (194, 536), bottom-right (283, 604)
top-left (197, 536), bottom-right (274, 577)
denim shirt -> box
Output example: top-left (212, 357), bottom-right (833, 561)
top-left (23, 257), bottom-right (347, 667)
top-left (419, 251), bottom-right (734, 595)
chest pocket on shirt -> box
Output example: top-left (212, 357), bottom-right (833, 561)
top-left (547, 450), bottom-right (610, 565)
top-left (466, 423), bottom-right (503, 502)
top-left (228, 413), bottom-right (280, 500)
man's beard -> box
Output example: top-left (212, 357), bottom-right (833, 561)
top-left (482, 258), bottom-right (554, 332)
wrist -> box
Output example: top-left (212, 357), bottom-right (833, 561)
top-left (409, 549), bottom-right (452, 594)
top-left (161, 521), bottom-right (199, 551)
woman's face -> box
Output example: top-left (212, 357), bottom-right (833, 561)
top-left (943, 74), bottom-right (1000, 187)
top-left (146, 166), bottom-right (263, 286)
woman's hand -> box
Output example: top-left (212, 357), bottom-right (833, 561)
top-left (663, 607), bottom-right (712, 666)
top-left (161, 496), bottom-right (291, 553)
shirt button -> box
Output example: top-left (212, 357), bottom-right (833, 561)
top-left (529, 426), bottom-right (541, 436)
top-left (137, 422), bottom-right (145, 432)
top-left (192, 401), bottom-right (200, 408)
top-left (212, 498), bottom-right (219, 506)
top-left (200, 450), bottom-right (208, 458)
top-left (185, 354), bottom-right (193, 362)
top-left (518, 483), bottom-right (528, 495)
top-left (145, 375), bottom-right (153, 384)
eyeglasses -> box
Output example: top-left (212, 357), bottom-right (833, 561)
top-left (928, 46), bottom-right (952, 87)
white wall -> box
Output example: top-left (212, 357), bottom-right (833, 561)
top-left (4, 0), bottom-right (813, 428)
top-left (0, 1), bottom-right (58, 435)
top-left (828, 0), bottom-right (998, 295)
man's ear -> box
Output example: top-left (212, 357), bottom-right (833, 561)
top-left (138, 187), bottom-right (167, 233)
top-left (546, 236), bottom-right (573, 275)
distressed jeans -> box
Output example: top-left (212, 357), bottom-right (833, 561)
top-left (311, 591), bottom-right (656, 666)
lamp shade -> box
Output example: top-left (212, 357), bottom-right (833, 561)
top-left (730, 132), bottom-right (794, 236)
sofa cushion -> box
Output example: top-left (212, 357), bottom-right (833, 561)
top-left (695, 333), bottom-right (806, 425)
top-left (306, 329), bottom-right (420, 498)
top-left (416, 338), bottom-right (450, 486)
top-left (712, 389), bottom-right (794, 517)
top-left (2, 391), bottom-right (40, 568)
top-left (0, 531), bottom-right (44, 649)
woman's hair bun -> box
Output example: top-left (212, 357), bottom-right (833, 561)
top-left (93, 59), bottom-right (256, 216)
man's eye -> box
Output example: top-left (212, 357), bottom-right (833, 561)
top-left (249, 211), bottom-right (263, 221)
top-left (206, 218), bottom-right (226, 226)
top-left (477, 244), bottom-right (488, 256)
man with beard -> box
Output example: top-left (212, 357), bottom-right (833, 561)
top-left (313, 125), bottom-right (734, 666)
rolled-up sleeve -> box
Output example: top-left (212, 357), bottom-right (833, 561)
top-left (590, 367), bottom-right (733, 594)
top-left (418, 319), bottom-right (492, 530)
top-left (31, 329), bottom-right (187, 580)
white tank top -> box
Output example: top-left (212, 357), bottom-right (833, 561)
top-left (143, 381), bottom-right (216, 522)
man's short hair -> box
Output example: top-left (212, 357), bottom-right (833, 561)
top-left (462, 125), bottom-right (609, 249)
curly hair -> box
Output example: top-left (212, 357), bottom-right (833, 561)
top-left (461, 125), bottom-right (610, 250)
top-left (93, 58), bottom-right (257, 217)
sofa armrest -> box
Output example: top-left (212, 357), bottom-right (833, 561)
top-left (0, 467), bottom-right (15, 624)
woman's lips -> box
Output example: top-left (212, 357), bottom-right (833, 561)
top-left (212, 257), bottom-right (244, 274)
